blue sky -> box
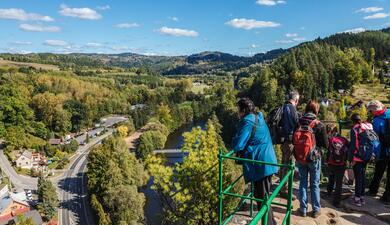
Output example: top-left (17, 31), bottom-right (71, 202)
top-left (0, 0), bottom-right (389, 56)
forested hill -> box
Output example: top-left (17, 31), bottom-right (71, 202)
top-left (0, 27), bottom-right (389, 76)
top-left (242, 28), bottom-right (390, 112)
top-left (319, 28), bottom-right (390, 60)
top-left (0, 48), bottom-right (286, 75)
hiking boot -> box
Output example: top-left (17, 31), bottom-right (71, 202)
top-left (353, 197), bottom-right (362, 207)
top-left (311, 210), bottom-right (321, 218)
top-left (298, 210), bottom-right (307, 217)
top-left (360, 198), bottom-right (366, 206)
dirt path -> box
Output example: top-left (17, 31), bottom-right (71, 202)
top-left (124, 131), bottom-right (143, 149)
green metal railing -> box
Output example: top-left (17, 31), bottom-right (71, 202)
top-left (218, 150), bottom-right (295, 225)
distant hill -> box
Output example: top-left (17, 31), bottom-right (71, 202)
top-left (163, 49), bottom-right (285, 75)
top-left (1, 27), bottom-right (389, 75)
top-left (0, 49), bottom-right (286, 75)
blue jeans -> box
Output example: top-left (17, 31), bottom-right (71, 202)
top-left (297, 159), bottom-right (321, 213)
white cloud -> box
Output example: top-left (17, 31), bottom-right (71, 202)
top-left (355, 7), bottom-right (383, 13)
top-left (97, 5), bottom-right (110, 10)
top-left (168, 16), bottom-right (179, 21)
top-left (111, 45), bottom-right (129, 51)
top-left (276, 36), bottom-right (306, 44)
top-left (251, 44), bottom-right (259, 48)
top-left (275, 40), bottom-right (293, 44)
top-left (11, 41), bottom-right (32, 45)
top-left (143, 52), bottom-right (158, 56)
top-left (292, 37), bottom-right (306, 41)
top-left (59, 4), bottom-right (102, 20)
top-left (286, 33), bottom-right (298, 37)
top-left (226, 18), bottom-right (280, 30)
top-left (44, 40), bottom-right (68, 46)
top-left (3, 47), bottom-right (32, 54)
top-left (256, 0), bottom-right (286, 6)
top-left (0, 8), bottom-right (54, 21)
top-left (158, 26), bottom-right (199, 37)
top-left (19, 23), bottom-right (60, 32)
top-left (364, 12), bottom-right (390, 19)
top-left (86, 42), bottom-right (104, 48)
top-left (343, 27), bottom-right (366, 34)
top-left (114, 22), bottom-right (140, 28)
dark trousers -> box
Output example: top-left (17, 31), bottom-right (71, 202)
top-left (369, 158), bottom-right (390, 198)
top-left (327, 165), bottom-right (345, 204)
top-left (279, 141), bottom-right (294, 193)
top-left (254, 175), bottom-right (275, 225)
top-left (353, 162), bottom-right (367, 198)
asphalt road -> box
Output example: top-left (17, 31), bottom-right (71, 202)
top-left (0, 150), bottom-right (38, 190)
top-left (0, 115), bottom-right (127, 225)
top-left (54, 130), bottom-right (114, 225)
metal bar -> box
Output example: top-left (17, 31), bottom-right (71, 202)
top-left (223, 174), bottom-right (244, 194)
top-left (250, 181), bottom-right (254, 217)
top-left (222, 191), bottom-right (288, 208)
top-left (218, 149), bottom-right (223, 225)
top-left (281, 210), bottom-right (291, 225)
top-left (287, 163), bottom-right (294, 225)
top-left (222, 192), bottom-right (252, 225)
top-left (249, 170), bottom-right (293, 225)
top-left (222, 153), bottom-right (290, 168)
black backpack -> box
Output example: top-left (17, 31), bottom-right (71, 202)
top-left (267, 106), bottom-right (284, 144)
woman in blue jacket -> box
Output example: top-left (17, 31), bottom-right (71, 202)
top-left (232, 98), bottom-right (278, 225)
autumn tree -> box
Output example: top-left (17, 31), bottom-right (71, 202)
top-left (147, 120), bottom-right (244, 224)
top-left (37, 177), bottom-right (58, 221)
top-left (87, 137), bottom-right (149, 224)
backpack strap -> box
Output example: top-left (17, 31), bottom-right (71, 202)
top-left (308, 119), bottom-right (319, 129)
top-left (244, 114), bottom-right (258, 151)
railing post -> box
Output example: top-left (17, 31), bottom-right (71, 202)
top-left (287, 163), bottom-right (294, 225)
top-left (218, 148), bottom-right (223, 225)
top-left (250, 181), bottom-right (254, 217)
top-left (261, 195), bottom-right (268, 225)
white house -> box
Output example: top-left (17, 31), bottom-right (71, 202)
top-left (14, 150), bottom-right (46, 170)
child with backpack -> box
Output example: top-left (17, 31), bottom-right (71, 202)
top-left (293, 100), bottom-right (328, 218)
top-left (348, 113), bottom-right (380, 207)
top-left (326, 124), bottom-right (349, 208)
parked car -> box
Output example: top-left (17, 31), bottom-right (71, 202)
top-left (25, 189), bottom-right (32, 200)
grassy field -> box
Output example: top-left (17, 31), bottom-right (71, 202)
top-left (0, 59), bottom-right (60, 71)
top-left (351, 82), bottom-right (390, 106)
top-left (191, 83), bottom-right (209, 94)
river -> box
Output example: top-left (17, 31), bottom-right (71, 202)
top-left (143, 120), bottom-right (206, 225)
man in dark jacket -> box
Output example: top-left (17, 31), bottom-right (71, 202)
top-left (279, 91), bottom-right (300, 197)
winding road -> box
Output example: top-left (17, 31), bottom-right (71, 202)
top-left (0, 116), bottom-right (127, 225)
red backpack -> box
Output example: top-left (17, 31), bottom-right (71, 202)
top-left (293, 119), bottom-right (319, 164)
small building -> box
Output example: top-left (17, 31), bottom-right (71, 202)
top-left (320, 98), bottom-right (330, 107)
top-left (15, 150), bottom-right (46, 170)
top-left (0, 194), bottom-right (30, 222)
top-left (0, 186), bottom-right (8, 199)
top-left (48, 138), bottom-right (61, 145)
top-left (10, 210), bottom-right (43, 225)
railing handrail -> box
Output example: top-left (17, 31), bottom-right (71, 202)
top-left (218, 149), bottom-right (295, 225)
